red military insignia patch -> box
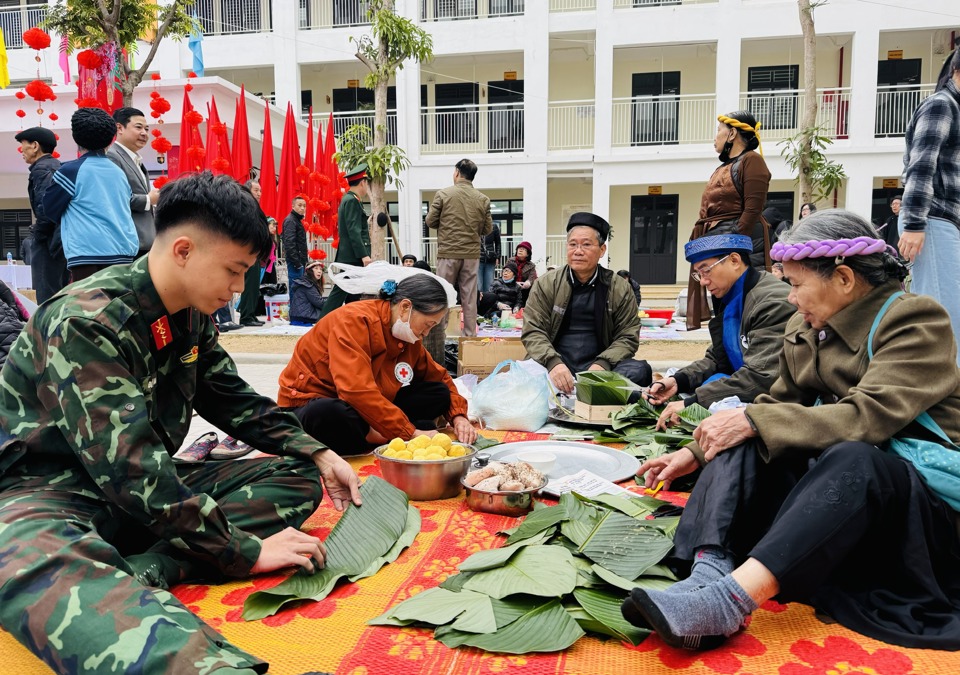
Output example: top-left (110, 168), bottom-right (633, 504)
top-left (180, 345), bottom-right (199, 364)
top-left (151, 316), bottom-right (172, 350)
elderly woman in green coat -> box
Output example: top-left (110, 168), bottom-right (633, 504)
top-left (627, 209), bottom-right (960, 651)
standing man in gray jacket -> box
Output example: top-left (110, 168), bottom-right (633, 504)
top-left (426, 158), bottom-right (493, 337)
top-left (107, 107), bottom-right (159, 257)
top-left (645, 233), bottom-right (794, 428)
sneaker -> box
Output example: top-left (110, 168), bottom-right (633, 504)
top-left (175, 432), bottom-right (218, 462)
top-left (209, 436), bottom-right (257, 460)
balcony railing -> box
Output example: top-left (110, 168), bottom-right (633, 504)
top-left (0, 4), bottom-right (47, 49)
top-left (875, 83), bottom-right (936, 137)
top-left (421, 102), bottom-right (524, 155)
top-left (548, 100), bottom-right (595, 150)
top-left (612, 93), bottom-right (716, 147)
top-left (549, 0), bottom-right (595, 11)
top-left (613, 0), bottom-right (717, 7)
top-left (196, 0), bottom-right (271, 35)
top-left (420, 0), bottom-right (524, 22)
top-left (299, 0), bottom-right (371, 29)
top-left (304, 109), bottom-right (400, 145)
top-left (736, 87), bottom-right (853, 141)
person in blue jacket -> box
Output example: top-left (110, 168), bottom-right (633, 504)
top-left (42, 107), bottom-right (138, 282)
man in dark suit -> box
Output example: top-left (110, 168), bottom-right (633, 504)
top-left (107, 107), bottom-right (159, 257)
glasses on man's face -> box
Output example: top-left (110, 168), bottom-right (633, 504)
top-left (691, 254), bottom-right (731, 283)
top-left (567, 241), bottom-right (599, 253)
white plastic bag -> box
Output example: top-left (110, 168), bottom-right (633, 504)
top-left (328, 260), bottom-right (457, 306)
top-left (472, 360), bottom-right (550, 431)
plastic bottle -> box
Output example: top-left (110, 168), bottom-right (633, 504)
top-left (5, 252), bottom-right (12, 265)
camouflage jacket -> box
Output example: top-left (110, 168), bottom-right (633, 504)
top-left (0, 257), bottom-right (323, 576)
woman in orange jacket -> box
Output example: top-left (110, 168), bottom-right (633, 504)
top-left (278, 274), bottom-right (477, 455)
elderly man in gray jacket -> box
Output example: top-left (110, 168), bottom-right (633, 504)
top-left (646, 233), bottom-right (793, 428)
top-left (522, 212), bottom-right (650, 393)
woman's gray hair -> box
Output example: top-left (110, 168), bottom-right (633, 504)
top-left (380, 273), bottom-right (449, 314)
top-left (778, 209), bottom-right (907, 286)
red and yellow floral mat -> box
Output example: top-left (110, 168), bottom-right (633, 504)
top-left (4, 431), bottom-right (959, 674)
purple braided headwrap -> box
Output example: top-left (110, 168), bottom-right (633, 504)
top-left (771, 236), bottom-right (893, 262)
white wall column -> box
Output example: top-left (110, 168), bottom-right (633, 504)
top-left (524, 166), bottom-right (549, 270)
top-left (523, 2), bottom-right (549, 158)
top-left (846, 27), bottom-right (880, 147)
top-left (593, 3), bottom-right (614, 157)
top-left (841, 158), bottom-right (878, 218)
top-left (272, 0), bottom-right (301, 111)
top-left (397, 61), bottom-right (424, 258)
top-left (714, 35), bottom-right (742, 116)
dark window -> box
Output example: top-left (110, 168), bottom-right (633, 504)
top-left (629, 195), bottom-right (678, 285)
top-left (0, 209), bottom-right (32, 261)
top-left (747, 65), bottom-right (799, 130)
top-left (487, 80), bottom-right (524, 153)
top-left (489, 0), bottom-right (524, 15)
top-left (631, 71), bottom-right (680, 145)
top-left (875, 58), bottom-right (922, 137)
top-left (434, 82), bottom-right (480, 145)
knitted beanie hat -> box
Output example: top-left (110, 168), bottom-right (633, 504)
top-left (71, 108), bottom-right (117, 152)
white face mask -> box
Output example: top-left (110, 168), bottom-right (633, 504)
top-left (391, 309), bottom-right (419, 343)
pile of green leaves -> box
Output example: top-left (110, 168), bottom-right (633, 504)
top-left (575, 371), bottom-right (636, 406)
top-left (243, 476), bottom-right (421, 620)
top-left (369, 491), bottom-right (679, 653)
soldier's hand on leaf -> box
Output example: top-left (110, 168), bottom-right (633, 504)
top-left (251, 527), bottom-right (326, 574)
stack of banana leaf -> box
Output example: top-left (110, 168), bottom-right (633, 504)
top-left (555, 398), bottom-right (712, 464)
top-left (370, 491), bottom-right (679, 653)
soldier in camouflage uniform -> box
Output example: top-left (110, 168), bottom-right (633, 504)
top-left (0, 172), bottom-right (362, 674)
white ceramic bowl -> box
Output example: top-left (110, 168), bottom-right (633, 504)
top-left (515, 451), bottom-right (557, 475)
top-left (640, 317), bottom-right (669, 328)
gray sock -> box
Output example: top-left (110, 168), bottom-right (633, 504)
top-left (668, 546), bottom-right (735, 593)
top-left (627, 575), bottom-right (758, 646)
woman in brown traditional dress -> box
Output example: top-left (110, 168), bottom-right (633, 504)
top-left (686, 111), bottom-right (772, 329)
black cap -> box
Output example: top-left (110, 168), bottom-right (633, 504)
top-left (15, 127), bottom-right (56, 154)
top-left (71, 107), bottom-right (117, 152)
top-left (566, 212), bottom-right (610, 243)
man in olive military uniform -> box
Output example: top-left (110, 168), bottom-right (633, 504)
top-left (319, 163), bottom-right (372, 318)
top-left (0, 173), bottom-right (361, 674)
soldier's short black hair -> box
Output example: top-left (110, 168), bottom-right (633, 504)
top-left (155, 172), bottom-right (271, 260)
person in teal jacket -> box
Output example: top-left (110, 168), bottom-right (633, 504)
top-left (320, 163), bottom-right (372, 318)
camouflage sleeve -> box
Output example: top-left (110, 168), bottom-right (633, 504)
top-left (47, 317), bottom-right (262, 577)
top-left (192, 323), bottom-right (323, 460)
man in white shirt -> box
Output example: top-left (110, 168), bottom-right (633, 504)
top-left (107, 107), bottom-right (160, 257)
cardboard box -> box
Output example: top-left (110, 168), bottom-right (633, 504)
top-left (574, 400), bottom-right (623, 423)
top-left (457, 337), bottom-right (527, 380)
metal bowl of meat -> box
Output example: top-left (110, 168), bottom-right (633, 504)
top-left (461, 460), bottom-right (548, 517)
top-left (374, 442), bottom-right (476, 501)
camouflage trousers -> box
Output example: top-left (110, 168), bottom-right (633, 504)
top-left (0, 455), bottom-right (323, 675)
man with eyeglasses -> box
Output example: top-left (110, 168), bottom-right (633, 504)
top-left (522, 212), bottom-right (651, 394)
top-left (645, 234), bottom-right (793, 428)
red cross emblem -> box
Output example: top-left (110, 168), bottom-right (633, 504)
top-left (395, 362), bottom-right (414, 386)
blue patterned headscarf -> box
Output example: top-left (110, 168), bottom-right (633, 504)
top-left (684, 234), bottom-right (753, 264)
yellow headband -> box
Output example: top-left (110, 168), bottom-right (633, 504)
top-left (718, 115), bottom-right (763, 157)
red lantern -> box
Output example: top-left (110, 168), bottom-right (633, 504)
top-left (76, 97), bottom-right (102, 109)
top-left (151, 129), bottom-right (163, 138)
top-left (25, 80), bottom-right (54, 102)
top-left (149, 98), bottom-right (170, 114)
top-left (295, 165), bottom-right (310, 180)
top-left (150, 91), bottom-right (160, 99)
top-left (76, 49), bottom-right (102, 69)
top-left (308, 198), bottom-right (322, 212)
top-left (184, 110), bottom-right (203, 125)
top-left (317, 200), bottom-right (330, 212)
top-left (48, 112), bottom-right (58, 121)
top-left (22, 28), bottom-right (50, 51)
top-left (151, 137), bottom-right (173, 154)
top-left (14, 91), bottom-right (25, 100)
top-left (188, 71), bottom-right (197, 78)
top-left (212, 157), bottom-right (230, 172)
top-left (184, 83), bottom-right (193, 92)
top-left (309, 248), bottom-right (327, 261)
top-left (150, 111), bottom-right (161, 119)
top-left (51, 151), bottom-right (60, 159)
top-left (150, 73), bottom-right (161, 81)
top-left (211, 122), bottom-right (227, 135)
top-left (318, 174), bottom-right (332, 186)
top-left (15, 110), bottom-right (26, 118)
top-left (153, 176), bottom-right (170, 189)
